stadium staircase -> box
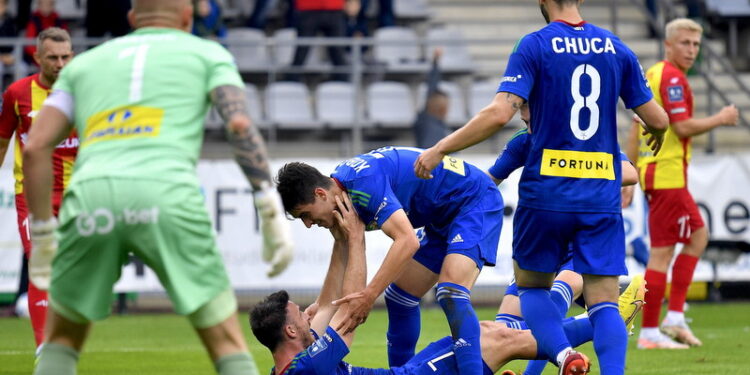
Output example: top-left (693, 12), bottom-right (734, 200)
top-left (427, 0), bottom-right (750, 152)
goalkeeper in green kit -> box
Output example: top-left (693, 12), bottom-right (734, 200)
top-left (21, 0), bottom-right (293, 374)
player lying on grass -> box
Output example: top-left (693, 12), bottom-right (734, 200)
top-left (249, 193), bottom-right (646, 375)
top-left (490, 103), bottom-right (643, 375)
top-left (276, 145), bottom-right (504, 374)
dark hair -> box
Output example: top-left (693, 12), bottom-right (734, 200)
top-left (250, 290), bottom-right (290, 352)
top-left (275, 162), bottom-right (332, 213)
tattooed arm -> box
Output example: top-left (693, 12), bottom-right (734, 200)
top-left (210, 85), bottom-right (271, 191)
top-left (414, 92), bottom-right (525, 179)
top-left (211, 85), bottom-right (294, 277)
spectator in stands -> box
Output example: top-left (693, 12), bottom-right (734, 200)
top-left (192, 0), bottom-right (227, 40)
top-left (24, 0), bottom-right (66, 65)
top-left (16, 0), bottom-right (31, 33)
top-left (0, 0), bottom-right (18, 77)
top-left (413, 48), bottom-right (448, 149)
top-left (247, 0), bottom-right (297, 30)
top-left (348, 0), bottom-right (394, 37)
top-left (289, 0), bottom-right (349, 81)
top-left (86, 0), bottom-right (131, 38)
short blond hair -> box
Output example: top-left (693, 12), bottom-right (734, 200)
top-left (36, 27), bottom-right (71, 50)
top-left (665, 18), bottom-right (703, 40)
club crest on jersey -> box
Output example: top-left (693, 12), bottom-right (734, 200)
top-left (667, 85), bottom-right (684, 102)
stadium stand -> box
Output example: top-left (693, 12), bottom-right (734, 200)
top-left (226, 27), bottom-right (270, 72)
top-left (315, 81), bottom-right (365, 129)
top-left (425, 28), bottom-right (475, 74)
top-left (373, 26), bottom-right (429, 74)
top-left (416, 81), bottom-right (468, 127)
top-left (265, 81), bottom-right (321, 129)
top-left (366, 81), bottom-right (415, 128)
top-left (244, 83), bottom-right (267, 128)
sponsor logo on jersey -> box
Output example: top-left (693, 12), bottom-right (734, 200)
top-left (83, 105), bottom-right (164, 146)
top-left (540, 149), bottom-right (615, 180)
top-left (441, 156), bottom-right (465, 176)
top-left (551, 37), bottom-right (616, 55)
top-left (450, 233), bottom-right (464, 244)
top-left (667, 85), bottom-right (684, 102)
top-left (670, 107), bottom-right (687, 114)
top-left (454, 338), bottom-right (471, 348)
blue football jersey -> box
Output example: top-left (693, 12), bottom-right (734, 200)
top-left (498, 21), bottom-right (652, 213)
top-left (488, 128), bottom-right (630, 181)
top-left (272, 327), bottom-right (389, 375)
top-left (330, 146), bottom-right (495, 236)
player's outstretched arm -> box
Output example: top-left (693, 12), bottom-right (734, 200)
top-left (211, 85), bottom-right (294, 277)
top-left (334, 209), bottom-right (419, 333)
top-left (633, 99), bottom-right (669, 155)
top-left (324, 194), bottom-right (366, 347)
top-left (415, 92), bottom-right (522, 179)
top-left (625, 119), bottom-right (640, 166)
top-left (671, 104), bottom-right (739, 138)
top-left (22, 104), bottom-right (74, 290)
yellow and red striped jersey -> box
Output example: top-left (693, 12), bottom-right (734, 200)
top-left (637, 60), bottom-right (694, 190)
top-left (0, 73), bottom-right (78, 195)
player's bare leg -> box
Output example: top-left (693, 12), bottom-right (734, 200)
top-left (661, 227), bottom-right (707, 347)
top-left (33, 307), bottom-right (91, 375)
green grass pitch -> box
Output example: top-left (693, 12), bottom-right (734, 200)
top-left (2, 303), bottom-right (749, 374)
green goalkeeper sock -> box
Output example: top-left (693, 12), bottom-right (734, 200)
top-left (215, 352), bottom-right (259, 375)
top-left (33, 343), bottom-right (79, 375)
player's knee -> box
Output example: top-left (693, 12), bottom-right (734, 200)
top-left (188, 288), bottom-right (237, 329)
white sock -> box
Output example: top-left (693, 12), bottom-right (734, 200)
top-left (556, 347), bottom-right (573, 367)
top-left (640, 327), bottom-right (661, 340)
top-left (663, 311), bottom-right (685, 326)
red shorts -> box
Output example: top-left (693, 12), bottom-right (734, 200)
top-left (645, 188), bottom-right (705, 247)
top-left (15, 192), bottom-right (63, 256)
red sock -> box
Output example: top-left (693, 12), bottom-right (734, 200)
top-left (668, 254), bottom-right (699, 312)
top-left (27, 281), bottom-right (48, 347)
top-left (642, 269), bottom-right (667, 328)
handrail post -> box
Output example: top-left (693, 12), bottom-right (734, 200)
top-left (351, 37), bottom-right (364, 156)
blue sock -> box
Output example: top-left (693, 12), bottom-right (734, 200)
top-left (518, 287), bottom-right (571, 363)
top-left (385, 283), bottom-right (421, 367)
top-left (631, 236), bottom-right (650, 267)
top-left (436, 282), bottom-right (482, 375)
top-left (497, 313), bottom-right (526, 330)
top-left (534, 317), bottom-right (595, 361)
top-left (589, 302), bottom-right (627, 375)
top-left (550, 280), bottom-right (574, 317)
top-left (524, 281), bottom-right (573, 375)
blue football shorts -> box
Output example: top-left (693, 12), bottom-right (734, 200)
top-left (413, 186), bottom-right (503, 274)
top-left (512, 206), bottom-right (627, 276)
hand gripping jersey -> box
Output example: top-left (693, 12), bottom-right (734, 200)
top-left (498, 21), bottom-right (652, 213)
top-left (51, 27), bottom-right (243, 187)
top-left (636, 60), bottom-right (694, 190)
top-left (0, 73), bottom-right (78, 195)
top-left (330, 146), bottom-right (496, 236)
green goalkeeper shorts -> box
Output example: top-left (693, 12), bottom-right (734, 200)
top-left (51, 177), bottom-right (232, 322)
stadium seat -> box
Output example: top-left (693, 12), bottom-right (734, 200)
top-left (271, 28), bottom-right (332, 70)
top-left (226, 28), bottom-right (269, 72)
top-left (469, 80), bottom-right (499, 116)
top-left (426, 29), bottom-right (475, 74)
top-left (366, 81), bottom-right (415, 128)
top-left (244, 83), bottom-right (267, 128)
top-left (316, 81), bottom-right (368, 129)
top-left (265, 81), bottom-right (321, 129)
top-left (416, 81), bottom-right (469, 127)
top-left (374, 27), bottom-right (429, 73)
top-left (394, 0), bottom-right (431, 20)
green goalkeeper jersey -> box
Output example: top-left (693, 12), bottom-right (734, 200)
top-left (53, 27), bottom-right (243, 186)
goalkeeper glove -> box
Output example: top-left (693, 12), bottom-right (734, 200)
top-left (253, 183), bottom-right (294, 277)
top-left (29, 217), bottom-right (58, 290)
